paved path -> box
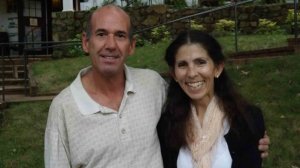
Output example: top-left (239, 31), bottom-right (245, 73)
top-left (0, 94), bottom-right (55, 103)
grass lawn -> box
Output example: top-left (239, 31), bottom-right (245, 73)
top-left (0, 33), bottom-right (299, 167)
top-left (31, 34), bottom-right (292, 95)
top-left (227, 55), bottom-right (300, 167)
top-left (0, 101), bottom-right (50, 167)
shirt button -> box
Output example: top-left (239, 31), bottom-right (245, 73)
top-left (121, 128), bottom-right (126, 134)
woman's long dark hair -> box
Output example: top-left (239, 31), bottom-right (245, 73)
top-left (162, 30), bottom-right (256, 149)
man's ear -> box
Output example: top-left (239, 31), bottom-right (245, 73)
top-left (81, 32), bottom-right (89, 54)
top-left (128, 36), bottom-right (136, 56)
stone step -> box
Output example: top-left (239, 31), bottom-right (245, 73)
top-left (0, 70), bottom-right (26, 78)
top-left (0, 64), bottom-right (25, 71)
top-left (0, 58), bottom-right (25, 65)
top-left (0, 85), bottom-right (29, 95)
top-left (0, 78), bottom-right (27, 85)
top-left (0, 56), bottom-right (51, 65)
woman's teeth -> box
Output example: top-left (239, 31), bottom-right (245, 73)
top-left (187, 81), bottom-right (203, 88)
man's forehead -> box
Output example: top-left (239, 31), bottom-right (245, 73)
top-left (93, 6), bottom-right (130, 21)
top-left (91, 8), bottom-right (130, 32)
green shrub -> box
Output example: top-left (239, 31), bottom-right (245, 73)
top-left (260, 0), bottom-right (285, 4)
top-left (150, 25), bottom-right (171, 43)
top-left (190, 20), bottom-right (206, 31)
top-left (134, 34), bottom-right (150, 47)
top-left (285, 9), bottom-right (300, 33)
top-left (66, 33), bottom-right (84, 57)
top-left (216, 19), bottom-right (235, 32)
top-left (213, 19), bottom-right (235, 36)
top-left (256, 19), bottom-right (284, 34)
top-left (286, 9), bottom-right (300, 24)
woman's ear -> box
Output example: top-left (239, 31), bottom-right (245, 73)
top-left (215, 62), bottom-right (224, 78)
top-left (170, 69), bottom-right (177, 82)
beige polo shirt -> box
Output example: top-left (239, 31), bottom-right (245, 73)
top-left (45, 65), bottom-right (167, 168)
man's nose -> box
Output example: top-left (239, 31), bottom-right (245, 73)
top-left (105, 34), bottom-right (117, 50)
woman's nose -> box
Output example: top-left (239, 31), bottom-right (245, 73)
top-left (187, 66), bottom-right (197, 78)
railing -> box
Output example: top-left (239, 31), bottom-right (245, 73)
top-left (0, 41), bottom-right (81, 102)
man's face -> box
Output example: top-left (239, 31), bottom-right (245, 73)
top-left (82, 7), bottom-right (135, 77)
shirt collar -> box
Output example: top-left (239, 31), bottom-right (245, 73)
top-left (70, 65), bottom-right (135, 115)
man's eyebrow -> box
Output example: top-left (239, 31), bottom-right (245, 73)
top-left (115, 30), bottom-right (128, 35)
top-left (94, 29), bottom-right (128, 35)
top-left (95, 29), bottom-right (107, 33)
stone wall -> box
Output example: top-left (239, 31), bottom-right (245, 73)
top-left (52, 4), bottom-right (289, 42)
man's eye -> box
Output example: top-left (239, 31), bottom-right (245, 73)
top-left (116, 33), bottom-right (127, 39)
top-left (97, 32), bottom-right (106, 37)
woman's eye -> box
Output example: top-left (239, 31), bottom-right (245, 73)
top-left (177, 62), bottom-right (187, 68)
top-left (195, 59), bottom-right (206, 65)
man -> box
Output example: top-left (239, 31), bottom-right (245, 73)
top-left (44, 4), bottom-right (269, 168)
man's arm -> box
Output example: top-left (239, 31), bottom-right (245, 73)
top-left (44, 100), bottom-right (71, 168)
top-left (258, 132), bottom-right (270, 158)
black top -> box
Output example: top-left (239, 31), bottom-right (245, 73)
top-left (157, 105), bottom-right (265, 168)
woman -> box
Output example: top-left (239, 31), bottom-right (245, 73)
top-left (158, 30), bottom-right (265, 168)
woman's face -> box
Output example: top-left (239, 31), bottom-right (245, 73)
top-left (173, 44), bottom-right (223, 104)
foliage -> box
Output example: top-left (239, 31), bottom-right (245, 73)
top-left (255, 19), bottom-right (284, 35)
top-left (213, 19), bottom-right (235, 36)
top-left (286, 9), bottom-right (300, 24)
top-left (219, 0), bottom-right (225, 5)
top-left (134, 34), bottom-right (151, 47)
top-left (190, 20), bottom-right (206, 31)
top-left (165, 0), bottom-right (187, 9)
top-left (101, 0), bottom-right (116, 6)
top-left (285, 9), bottom-right (300, 33)
top-left (259, 0), bottom-right (285, 4)
top-left (65, 33), bottom-right (84, 58)
top-left (150, 25), bottom-right (171, 43)
top-left (122, 0), bottom-right (147, 8)
top-left (130, 0), bottom-right (147, 7)
top-left (216, 19), bottom-right (235, 31)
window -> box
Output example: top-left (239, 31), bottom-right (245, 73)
top-left (7, 0), bottom-right (17, 13)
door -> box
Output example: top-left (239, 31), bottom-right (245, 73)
top-left (23, 0), bottom-right (46, 55)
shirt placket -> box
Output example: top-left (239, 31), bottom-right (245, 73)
top-left (118, 92), bottom-right (131, 143)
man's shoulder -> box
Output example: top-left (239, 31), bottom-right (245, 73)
top-left (51, 86), bottom-right (72, 105)
top-left (127, 66), bottom-right (163, 79)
